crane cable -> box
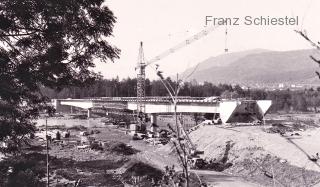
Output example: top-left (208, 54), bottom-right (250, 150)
top-left (224, 26), bottom-right (228, 53)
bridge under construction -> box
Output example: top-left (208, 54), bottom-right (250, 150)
top-left (52, 97), bottom-right (272, 124)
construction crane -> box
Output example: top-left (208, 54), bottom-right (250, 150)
top-left (173, 115), bottom-right (206, 169)
top-left (179, 118), bottom-right (198, 155)
top-left (136, 42), bottom-right (146, 123)
top-left (136, 25), bottom-right (220, 118)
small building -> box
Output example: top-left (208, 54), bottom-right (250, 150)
top-left (128, 123), bottom-right (138, 135)
top-left (79, 131), bottom-right (89, 136)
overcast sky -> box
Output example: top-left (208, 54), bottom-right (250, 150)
top-left (96, 0), bottom-right (320, 80)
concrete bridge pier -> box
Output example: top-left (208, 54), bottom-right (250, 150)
top-left (87, 108), bottom-right (92, 118)
top-left (150, 113), bottom-right (157, 125)
top-left (52, 99), bottom-right (61, 112)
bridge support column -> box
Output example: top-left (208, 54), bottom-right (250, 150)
top-left (52, 99), bottom-right (61, 112)
top-left (87, 109), bottom-right (92, 118)
top-left (150, 113), bottom-right (157, 125)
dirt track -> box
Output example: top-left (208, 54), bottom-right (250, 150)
top-left (192, 169), bottom-right (259, 187)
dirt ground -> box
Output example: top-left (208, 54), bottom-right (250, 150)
top-left (31, 116), bottom-right (264, 186)
top-left (189, 113), bottom-right (320, 186)
top-left (27, 113), bottom-right (320, 186)
top-left (26, 117), bottom-right (166, 186)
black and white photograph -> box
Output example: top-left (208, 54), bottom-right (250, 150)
top-left (1, 0), bottom-right (320, 186)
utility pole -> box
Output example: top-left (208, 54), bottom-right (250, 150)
top-left (45, 117), bottom-right (49, 187)
top-left (271, 164), bottom-right (276, 187)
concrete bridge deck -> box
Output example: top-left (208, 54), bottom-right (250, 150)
top-left (52, 97), bottom-right (272, 124)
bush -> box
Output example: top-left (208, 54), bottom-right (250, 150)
top-left (0, 153), bottom-right (46, 187)
top-left (56, 131), bottom-right (61, 140)
top-left (90, 143), bottom-right (103, 151)
top-left (6, 169), bottom-right (45, 187)
top-left (110, 142), bottom-right (139, 155)
top-left (122, 162), bottom-right (163, 186)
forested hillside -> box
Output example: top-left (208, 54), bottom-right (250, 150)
top-left (41, 77), bottom-right (320, 113)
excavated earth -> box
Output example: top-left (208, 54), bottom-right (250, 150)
top-left (189, 121), bottom-right (320, 187)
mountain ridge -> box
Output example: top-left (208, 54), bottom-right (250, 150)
top-left (181, 49), bottom-right (320, 86)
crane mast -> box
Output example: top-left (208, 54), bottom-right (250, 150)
top-left (137, 42), bottom-right (146, 126)
top-left (136, 25), bottom-right (219, 121)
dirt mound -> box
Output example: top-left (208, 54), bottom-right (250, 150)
top-left (267, 123), bottom-right (306, 134)
top-left (67, 125), bottom-right (87, 131)
top-left (122, 162), bottom-right (163, 186)
top-left (75, 159), bottom-right (124, 171)
top-left (230, 154), bottom-right (320, 187)
top-left (204, 141), bottom-right (234, 172)
top-left (189, 125), bottom-right (320, 186)
top-left (71, 114), bottom-right (88, 119)
top-left (108, 142), bottom-right (139, 155)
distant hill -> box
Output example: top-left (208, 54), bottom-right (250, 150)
top-left (181, 49), bottom-right (320, 86)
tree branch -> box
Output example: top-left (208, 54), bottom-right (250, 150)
top-left (295, 30), bottom-right (320, 50)
top-left (0, 31), bottom-right (38, 37)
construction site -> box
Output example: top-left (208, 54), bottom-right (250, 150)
top-left (3, 0), bottom-right (320, 187)
top-left (24, 105), bottom-right (320, 186)
top-left (24, 23), bottom-right (320, 187)
top-left (0, 24), bottom-right (318, 187)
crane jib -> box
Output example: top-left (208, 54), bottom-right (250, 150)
top-left (144, 25), bottom-right (220, 67)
